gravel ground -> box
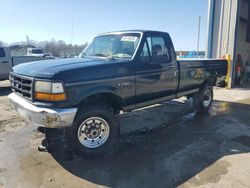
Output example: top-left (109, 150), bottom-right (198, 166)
top-left (0, 80), bottom-right (250, 188)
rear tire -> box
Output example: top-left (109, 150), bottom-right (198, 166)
top-left (65, 103), bottom-right (119, 157)
top-left (193, 83), bottom-right (213, 113)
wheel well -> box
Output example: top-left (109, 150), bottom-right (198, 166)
top-left (78, 93), bottom-right (122, 112)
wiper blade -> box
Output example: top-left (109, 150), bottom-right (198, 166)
top-left (106, 56), bottom-right (115, 61)
top-left (93, 53), bottom-right (107, 57)
top-left (84, 53), bottom-right (115, 61)
top-left (94, 54), bottom-right (115, 61)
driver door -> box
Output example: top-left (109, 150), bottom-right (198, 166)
top-left (135, 33), bottom-right (177, 104)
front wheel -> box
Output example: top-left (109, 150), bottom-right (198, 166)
top-left (193, 84), bottom-right (213, 113)
top-left (65, 103), bottom-right (119, 157)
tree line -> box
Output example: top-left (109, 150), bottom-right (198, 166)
top-left (0, 39), bottom-right (88, 57)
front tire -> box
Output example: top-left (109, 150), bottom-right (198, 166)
top-left (65, 103), bottom-right (119, 157)
top-left (193, 83), bottom-right (213, 113)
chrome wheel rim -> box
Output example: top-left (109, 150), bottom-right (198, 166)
top-left (77, 117), bottom-right (110, 148)
top-left (203, 89), bottom-right (212, 107)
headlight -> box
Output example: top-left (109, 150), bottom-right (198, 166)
top-left (35, 81), bottom-right (66, 101)
top-left (35, 81), bottom-right (52, 93)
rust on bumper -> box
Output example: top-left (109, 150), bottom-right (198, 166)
top-left (8, 93), bottom-right (77, 128)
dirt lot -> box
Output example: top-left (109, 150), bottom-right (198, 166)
top-left (0, 80), bottom-right (250, 188)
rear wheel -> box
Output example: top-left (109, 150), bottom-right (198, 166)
top-left (193, 83), bottom-right (213, 113)
top-left (65, 103), bottom-right (119, 157)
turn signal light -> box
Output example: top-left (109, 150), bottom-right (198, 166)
top-left (35, 92), bottom-right (66, 102)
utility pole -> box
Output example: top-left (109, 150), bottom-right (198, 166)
top-left (197, 16), bottom-right (201, 57)
top-left (26, 35), bottom-right (30, 45)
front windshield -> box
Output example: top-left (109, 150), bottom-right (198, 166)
top-left (83, 33), bottom-right (141, 59)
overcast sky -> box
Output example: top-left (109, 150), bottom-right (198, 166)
top-left (0, 0), bottom-right (208, 50)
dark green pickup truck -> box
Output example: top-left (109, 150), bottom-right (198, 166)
top-left (8, 30), bottom-right (227, 156)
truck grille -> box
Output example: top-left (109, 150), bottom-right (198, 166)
top-left (10, 73), bottom-right (34, 100)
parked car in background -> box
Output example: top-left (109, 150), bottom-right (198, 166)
top-left (43, 52), bottom-right (54, 59)
top-left (0, 47), bottom-right (49, 80)
top-left (8, 30), bottom-right (227, 157)
top-left (27, 48), bottom-right (45, 57)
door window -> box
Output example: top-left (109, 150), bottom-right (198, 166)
top-left (148, 36), bottom-right (170, 64)
top-left (140, 35), bottom-right (172, 64)
top-left (0, 48), bottom-right (6, 58)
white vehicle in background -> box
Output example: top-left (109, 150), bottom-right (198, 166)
top-left (27, 48), bottom-right (45, 57)
top-left (0, 47), bottom-right (49, 81)
top-left (43, 52), bottom-right (54, 59)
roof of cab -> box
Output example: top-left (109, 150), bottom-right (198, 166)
top-left (98, 30), bottom-right (169, 36)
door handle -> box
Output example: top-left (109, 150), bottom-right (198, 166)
top-left (1, 61), bottom-right (9, 64)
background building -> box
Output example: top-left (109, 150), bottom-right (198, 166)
top-left (207, 0), bottom-right (250, 87)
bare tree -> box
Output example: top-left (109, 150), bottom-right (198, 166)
top-left (5, 39), bottom-right (88, 57)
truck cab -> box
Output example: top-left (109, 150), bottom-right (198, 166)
top-left (0, 47), bottom-right (12, 81)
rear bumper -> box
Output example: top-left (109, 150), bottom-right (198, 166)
top-left (8, 93), bottom-right (77, 128)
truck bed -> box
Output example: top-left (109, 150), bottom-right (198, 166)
top-left (176, 59), bottom-right (228, 96)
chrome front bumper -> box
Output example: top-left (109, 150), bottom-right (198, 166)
top-left (8, 93), bottom-right (77, 128)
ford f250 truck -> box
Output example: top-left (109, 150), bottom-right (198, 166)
top-left (8, 30), bottom-right (227, 157)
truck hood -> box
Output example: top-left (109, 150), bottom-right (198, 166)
top-left (12, 57), bottom-right (111, 78)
